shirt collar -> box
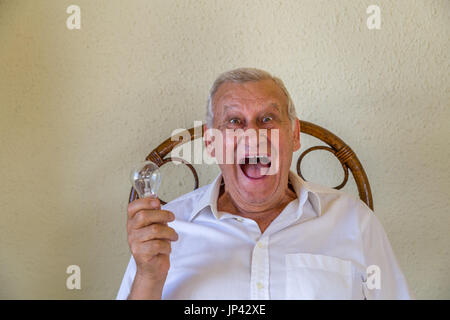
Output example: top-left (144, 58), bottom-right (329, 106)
top-left (188, 170), bottom-right (322, 222)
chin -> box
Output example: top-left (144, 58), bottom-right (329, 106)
top-left (233, 165), bottom-right (280, 203)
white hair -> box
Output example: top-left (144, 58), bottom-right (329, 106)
top-left (206, 68), bottom-right (297, 128)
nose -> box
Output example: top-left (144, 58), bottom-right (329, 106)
top-left (237, 122), bottom-right (270, 156)
top-left (241, 120), bottom-right (265, 142)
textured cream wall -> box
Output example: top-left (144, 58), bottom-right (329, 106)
top-left (0, 0), bottom-right (448, 299)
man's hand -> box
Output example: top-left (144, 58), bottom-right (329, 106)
top-left (126, 197), bottom-right (178, 299)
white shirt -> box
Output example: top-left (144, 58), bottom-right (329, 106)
top-left (117, 171), bottom-right (412, 300)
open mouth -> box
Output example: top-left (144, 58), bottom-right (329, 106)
top-left (238, 155), bottom-right (271, 179)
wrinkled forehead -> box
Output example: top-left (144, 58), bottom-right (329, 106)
top-left (213, 79), bottom-right (288, 113)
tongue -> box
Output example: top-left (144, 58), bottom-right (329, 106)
top-left (241, 162), bottom-right (270, 179)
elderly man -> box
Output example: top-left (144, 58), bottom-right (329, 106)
top-left (117, 68), bottom-right (411, 299)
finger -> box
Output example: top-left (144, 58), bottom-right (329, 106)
top-left (134, 224), bottom-right (179, 242)
top-left (127, 197), bottom-right (161, 218)
top-left (131, 210), bottom-right (175, 229)
top-left (142, 239), bottom-right (172, 256)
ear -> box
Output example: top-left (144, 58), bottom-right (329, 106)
top-left (292, 118), bottom-right (301, 152)
top-left (203, 124), bottom-right (215, 158)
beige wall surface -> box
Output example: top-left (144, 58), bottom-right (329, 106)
top-left (0, 0), bottom-right (448, 299)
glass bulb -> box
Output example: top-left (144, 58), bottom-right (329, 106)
top-left (130, 161), bottom-right (161, 199)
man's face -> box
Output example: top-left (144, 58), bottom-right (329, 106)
top-left (207, 79), bottom-right (300, 212)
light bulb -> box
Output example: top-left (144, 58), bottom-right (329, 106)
top-left (130, 161), bottom-right (161, 199)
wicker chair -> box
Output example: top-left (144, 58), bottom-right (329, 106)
top-left (129, 120), bottom-right (373, 210)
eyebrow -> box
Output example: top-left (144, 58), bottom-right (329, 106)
top-left (223, 104), bottom-right (240, 110)
top-left (223, 102), bottom-right (280, 111)
top-left (268, 102), bottom-right (280, 110)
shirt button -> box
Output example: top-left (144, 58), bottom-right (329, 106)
top-left (257, 282), bottom-right (264, 290)
top-left (257, 241), bottom-right (263, 248)
top-left (235, 217), bottom-right (244, 222)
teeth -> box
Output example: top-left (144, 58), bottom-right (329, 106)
top-left (248, 156), bottom-right (258, 165)
top-left (259, 156), bottom-right (270, 165)
top-left (239, 155), bottom-right (271, 165)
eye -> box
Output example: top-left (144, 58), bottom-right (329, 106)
top-left (229, 118), bottom-right (241, 125)
top-left (262, 116), bottom-right (273, 123)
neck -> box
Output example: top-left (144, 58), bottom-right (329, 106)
top-left (217, 181), bottom-right (297, 233)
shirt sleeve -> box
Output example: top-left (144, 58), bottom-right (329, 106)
top-left (360, 203), bottom-right (413, 299)
top-left (116, 256), bottom-right (137, 300)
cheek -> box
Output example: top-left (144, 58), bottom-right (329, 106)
top-left (272, 131), bottom-right (294, 162)
top-left (211, 132), bottom-right (236, 164)
top-left (223, 134), bottom-right (235, 148)
top-left (223, 135), bottom-right (236, 162)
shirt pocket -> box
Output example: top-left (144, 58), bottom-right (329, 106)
top-left (285, 253), bottom-right (353, 300)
